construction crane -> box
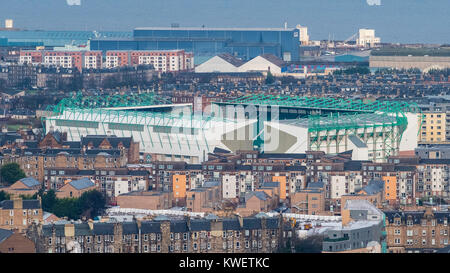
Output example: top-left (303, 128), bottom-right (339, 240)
top-left (343, 32), bottom-right (358, 46)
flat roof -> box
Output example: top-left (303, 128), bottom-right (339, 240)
top-left (134, 27), bottom-right (296, 32)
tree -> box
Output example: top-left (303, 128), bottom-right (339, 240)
top-left (0, 163), bottom-right (26, 185)
top-left (78, 190), bottom-right (106, 219)
top-left (41, 189), bottom-right (57, 212)
top-left (0, 190), bottom-right (10, 202)
top-left (265, 70), bottom-right (275, 84)
top-left (40, 189), bottom-right (106, 220)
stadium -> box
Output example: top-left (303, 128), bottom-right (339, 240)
top-left (43, 92), bottom-right (421, 163)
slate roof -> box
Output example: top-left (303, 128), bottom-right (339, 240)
top-left (170, 220), bottom-right (189, 233)
top-left (260, 54), bottom-right (286, 68)
top-left (68, 178), bottom-right (95, 190)
top-left (0, 133), bottom-right (22, 146)
top-left (420, 159), bottom-right (450, 164)
top-left (394, 165), bottom-right (417, 171)
top-left (213, 146), bottom-right (231, 154)
top-left (203, 181), bottom-right (220, 188)
top-left (0, 228), bottom-right (13, 244)
top-left (361, 179), bottom-right (384, 195)
top-left (344, 161), bottom-right (365, 171)
top-left (23, 141), bottom-right (38, 149)
top-left (74, 223), bottom-right (92, 236)
top-left (85, 149), bottom-right (121, 157)
top-left (307, 181), bottom-right (324, 189)
top-left (93, 222), bottom-right (115, 235)
top-left (62, 141), bottom-right (81, 149)
top-left (285, 165), bottom-right (306, 171)
top-left (186, 164), bottom-right (202, 170)
top-left (141, 221), bottom-right (161, 233)
top-left (222, 218), bottom-right (241, 231)
top-left (122, 222), bottom-right (139, 235)
top-left (258, 153), bottom-right (306, 159)
top-left (189, 219), bottom-right (211, 231)
top-left (217, 53), bottom-right (245, 67)
top-left (261, 182), bottom-right (279, 188)
top-left (265, 218), bottom-right (280, 229)
top-left (77, 170), bottom-right (96, 175)
top-left (43, 149), bottom-right (81, 155)
top-left (81, 135), bottom-right (132, 149)
top-left (19, 177), bottom-right (40, 188)
top-left (236, 165), bottom-right (252, 170)
top-left (0, 199), bottom-right (41, 209)
top-left (242, 218), bottom-right (262, 229)
top-left (245, 191), bottom-right (269, 202)
top-left (128, 170), bottom-right (149, 176)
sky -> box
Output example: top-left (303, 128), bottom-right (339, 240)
top-left (0, 0), bottom-right (448, 44)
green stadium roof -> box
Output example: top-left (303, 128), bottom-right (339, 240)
top-left (223, 94), bottom-right (419, 114)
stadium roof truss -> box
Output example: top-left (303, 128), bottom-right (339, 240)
top-left (225, 94), bottom-right (422, 161)
top-left (53, 92), bottom-right (172, 113)
top-left (227, 94), bottom-right (420, 114)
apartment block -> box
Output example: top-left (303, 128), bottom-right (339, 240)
top-left (19, 50), bottom-right (103, 71)
top-left (27, 215), bottom-right (281, 253)
top-left (105, 50), bottom-right (194, 72)
top-left (385, 207), bottom-right (450, 253)
top-left (0, 198), bottom-right (42, 232)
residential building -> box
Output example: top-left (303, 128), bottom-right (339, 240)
top-left (385, 207), bottom-right (450, 253)
top-left (27, 215), bottom-right (282, 253)
top-left (0, 229), bottom-right (36, 253)
top-left (55, 178), bottom-right (97, 199)
top-left (0, 198), bottom-right (42, 232)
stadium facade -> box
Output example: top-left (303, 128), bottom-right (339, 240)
top-left (90, 27), bottom-right (301, 64)
top-left (43, 93), bottom-right (421, 164)
top-left (0, 30), bottom-right (132, 47)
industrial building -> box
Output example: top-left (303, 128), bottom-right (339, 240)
top-left (195, 53), bottom-right (286, 75)
top-left (90, 26), bottom-right (301, 64)
top-left (43, 92), bottom-right (420, 164)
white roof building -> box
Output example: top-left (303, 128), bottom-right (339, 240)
top-left (195, 53), bottom-right (245, 73)
top-left (238, 54), bottom-right (286, 75)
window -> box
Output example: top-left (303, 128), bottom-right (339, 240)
top-left (144, 234), bottom-right (148, 241)
top-left (193, 243), bottom-right (198, 250)
top-left (394, 238), bottom-right (401, 244)
top-left (236, 242), bottom-right (240, 249)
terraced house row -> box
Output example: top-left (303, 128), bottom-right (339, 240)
top-left (26, 215), bottom-right (283, 253)
top-left (385, 207), bottom-right (450, 253)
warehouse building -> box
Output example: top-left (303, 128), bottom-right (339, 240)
top-left (90, 26), bottom-right (301, 64)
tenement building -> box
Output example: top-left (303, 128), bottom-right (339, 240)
top-left (385, 207), bottom-right (450, 253)
top-left (26, 215), bottom-right (282, 253)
